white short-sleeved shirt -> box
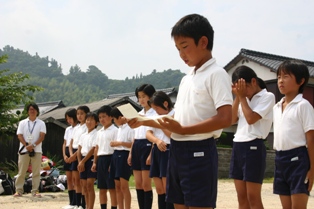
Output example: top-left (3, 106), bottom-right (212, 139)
top-left (273, 94), bottom-right (314, 151)
top-left (147, 109), bottom-right (175, 144)
top-left (233, 89), bottom-right (275, 142)
top-left (17, 117), bottom-right (46, 153)
top-left (134, 108), bottom-right (157, 139)
top-left (114, 123), bottom-right (135, 151)
top-left (93, 124), bottom-right (118, 155)
top-left (72, 124), bottom-right (87, 149)
top-left (78, 129), bottom-right (98, 156)
top-left (172, 58), bottom-right (233, 141)
top-left (64, 125), bottom-right (78, 147)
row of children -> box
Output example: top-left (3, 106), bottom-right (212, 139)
top-left (61, 86), bottom-right (174, 209)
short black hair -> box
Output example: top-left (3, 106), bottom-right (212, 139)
top-left (97, 105), bottom-right (112, 116)
top-left (277, 60), bottom-right (309, 93)
top-left (26, 103), bottom-right (40, 116)
top-left (110, 106), bottom-right (123, 119)
top-left (86, 112), bottom-right (99, 123)
top-left (171, 14), bottom-right (214, 50)
top-left (77, 105), bottom-right (90, 114)
top-left (135, 84), bottom-right (156, 99)
top-left (65, 108), bottom-right (78, 123)
top-left (232, 65), bottom-right (267, 89)
top-left (149, 91), bottom-right (174, 111)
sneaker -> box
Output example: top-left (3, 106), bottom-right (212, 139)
top-left (73, 206), bottom-right (78, 209)
top-left (32, 192), bottom-right (42, 198)
top-left (62, 205), bottom-right (75, 209)
top-left (77, 206), bottom-right (84, 209)
top-left (13, 192), bottom-right (22, 197)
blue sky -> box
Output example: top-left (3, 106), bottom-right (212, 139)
top-left (1, 0), bottom-right (314, 79)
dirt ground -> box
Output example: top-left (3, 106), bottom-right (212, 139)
top-left (0, 181), bottom-right (313, 209)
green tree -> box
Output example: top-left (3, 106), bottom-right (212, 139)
top-left (0, 55), bottom-right (42, 135)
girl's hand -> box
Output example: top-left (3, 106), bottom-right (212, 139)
top-left (306, 169), bottom-right (314, 191)
top-left (146, 153), bottom-right (151, 165)
top-left (127, 118), bottom-right (143, 129)
top-left (234, 78), bottom-right (247, 98)
top-left (156, 140), bottom-right (167, 152)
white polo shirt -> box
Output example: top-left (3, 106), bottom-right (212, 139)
top-left (93, 124), bottom-right (118, 155)
top-left (134, 108), bottom-right (157, 139)
top-left (233, 89), bottom-right (275, 142)
top-left (273, 94), bottom-right (314, 151)
top-left (17, 117), bottom-right (46, 153)
top-left (78, 129), bottom-right (98, 156)
top-left (114, 123), bottom-right (135, 151)
top-left (64, 124), bottom-right (78, 147)
top-left (147, 109), bottom-right (175, 144)
top-left (172, 58), bottom-right (233, 141)
top-left (72, 123), bottom-right (87, 149)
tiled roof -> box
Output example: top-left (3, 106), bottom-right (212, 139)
top-left (225, 49), bottom-right (314, 77)
top-left (106, 87), bottom-right (177, 103)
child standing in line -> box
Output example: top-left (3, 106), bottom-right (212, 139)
top-left (273, 60), bottom-right (314, 209)
top-left (91, 105), bottom-right (117, 209)
top-left (69, 105), bottom-right (90, 209)
top-left (128, 84), bottom-right (156, 209)
top-left (230, 65), bottom-right (275, 209)
top-left (77, 112), bottom-right (99, 209)
top-left (157, 14), bottom-right (233, 209)
top-left (62, 108), bottom-right (79, 209)
top-left (146, 91), bottom-right (175, 209)
top-left (110, 106), bottom-right (134, 209)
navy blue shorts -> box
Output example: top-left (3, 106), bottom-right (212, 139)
top-left (274, 146), bottom-right (310, 196)
top-left (131, 139), bottom-right (152, 171)
top-left (70, 148), bottom-right (78, 171)
top-left (63, 147), bottom-right (72, 171)
top-left (80, 156), bottom-right (97, 180)
top-left (150, 144), bottom-right (170, 178)
top-left (229, 139), bottom-right (266, 184)
top-left (110, 150), bottom-right (132, 180)
top-left (166, 138), bottom-right (217, 208)
top-left (97, 155), bottom-right (115, 189)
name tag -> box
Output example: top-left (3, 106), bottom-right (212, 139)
top-left (27, 135), bottom-right (33, 141)
top-left (147, 144), bottom-right (152, 146)
top-left (194, 152), bottom-right (204, 157)
top-left (291, 156), bottom-right (299, 161)
top-left (250, 146), bottom-right (257, 150)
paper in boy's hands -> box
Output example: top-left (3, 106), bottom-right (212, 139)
top-left (117, 103), bottom-right (173, 123)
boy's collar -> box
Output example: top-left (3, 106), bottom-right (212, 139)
top-left (191, 58), bottom-right (216, 74)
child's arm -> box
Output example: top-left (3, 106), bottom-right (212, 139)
top-left (62, 140), bottom-right (68, 163)
top-left (158, 105), bottom-right (232, 135)
top-left (77, 145), bottom-right (84, 172)
top-left (91, 145), bottom-right (98, 172)
top-left (110, 141), bottom-right (132, 148)
top-left (146, 130), bottom-right (167, 152)
top-left (231, 96), bottom-right (240, 125)
top-left (127, 139), bottom-right (134, 166)
top-left (128, 118), bottom-right (164, 129)
top-left (306, 130), bottom-right (314, 191)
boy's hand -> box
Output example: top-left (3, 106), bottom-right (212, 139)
top-left (91, 162), bottom-right (97, 172)
top-left (306, 169), bottom-right (314, 191)
top-left (158, 117), bottom-right (183, 134)
top-left (127, 118), bottom-right (143, 129)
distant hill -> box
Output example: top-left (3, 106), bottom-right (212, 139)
top-left (0, 45), bottom-right (185, 106)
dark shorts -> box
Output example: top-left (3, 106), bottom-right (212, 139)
top-left (229, 139), bottom-right (266, 184)
top-left (150, 144), bottom-right (170, 178)
top-left (80, 156), bottom-right (97, 180)
top-left (70, 148), bottom-right (78, 171)
top-left (166, 138), bottom-right (217, 208)
top-left (97, 155), bottom-right (115, 189)
top-left (110, 150), bottom-right (132, 181)
top-left (63, 147), bottom-right (72, 171)
top-left (131, 139), bottom-right (152, 171)
top-left (274, 146), bottom-right (310, 196)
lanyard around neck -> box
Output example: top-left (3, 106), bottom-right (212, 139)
top-left (28, 121), bottom-right (37, 134)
